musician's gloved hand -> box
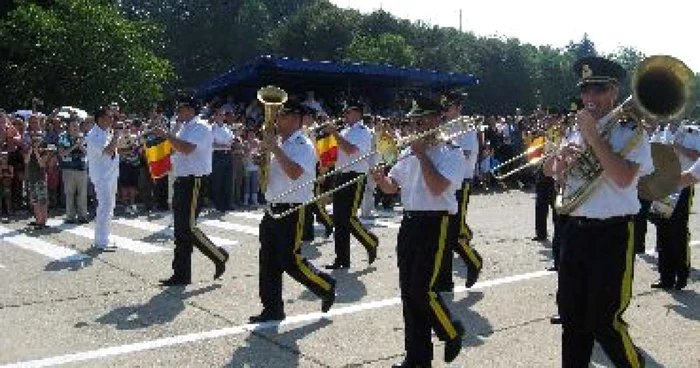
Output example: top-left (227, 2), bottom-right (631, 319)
top-left (576, 109), bottom-right (598, 142)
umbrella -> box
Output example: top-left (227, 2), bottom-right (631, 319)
top-left (57, 106), bottom-right (88, 120)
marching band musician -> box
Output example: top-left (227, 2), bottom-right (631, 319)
top-left (435, 92), bottom-right (483, 292)
top-left (323, 99), bottom-right (379, 269)
top-left (152, 97), bottom-right (229, 286)
top-left (250, 99), bottom-right (336, 323)
top-left (301, 103), bottom-right (334, 241)
top-left (543, 56), bottom-right (653, 367)
top-left (652, 121), bottom-right (700, 290)
top-left (373, 96), bottom-right (466, 367)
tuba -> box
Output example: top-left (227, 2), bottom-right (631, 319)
top-left (556, 55), bottom-right (696, 214)
top-left (257, 85), bottom-right (288, 192)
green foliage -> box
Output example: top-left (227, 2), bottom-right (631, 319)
top-left (344, 33), bottom-right (416, 67)
top-left (0, 0), bottom-right (174, 112)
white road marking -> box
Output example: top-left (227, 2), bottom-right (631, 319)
top-left (227, 210), bottom-right (401, 229)
top-left (0, 226), bottom-right (89, 262)
top-left (200, 219), bottom-right (259, 236)
top-left (112, 218), bottom-right (239, 247)
top-left (691, 240), bottom-right (700, 247)
top-left (0, 270), bottom-right (553, 368)
top-left (45, 220), bottom-right (167, 254)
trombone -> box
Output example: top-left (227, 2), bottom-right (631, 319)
top-left (265, 115), bottom-right (478, 219)
top-left (491, 119), bottom-right (566, 180)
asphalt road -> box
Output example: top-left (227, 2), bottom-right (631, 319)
top-left (0, 188), bottom-right (698, 367)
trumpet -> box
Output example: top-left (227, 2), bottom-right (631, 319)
top-left (264, 115), bottom-right (478, 219)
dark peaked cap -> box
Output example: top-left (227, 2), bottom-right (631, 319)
top-left (406, 96), bottom-right (443, 118)
top-left (573, 56), bottom-right (627, 87)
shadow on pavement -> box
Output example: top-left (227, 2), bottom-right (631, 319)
top-left (225, 318), bottom-right (332, 367)
top-left (449, 291), bottom-right (492, 348)
top-left (94, 284), bottom-right (221, 330)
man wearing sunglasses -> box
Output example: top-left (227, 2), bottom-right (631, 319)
top-left (543, 56), bottom-right (653, 368)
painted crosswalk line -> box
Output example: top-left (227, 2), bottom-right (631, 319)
top-left (0, 226), bottom-right (89, 262)
top-left (112, 218), bottom-right (239, 247)
top-left (226, 210), bottom-right (400, 229)
top-left (200, 219), bottom-right (259, 236)
top-left (45, 220), bottom-right (167, 254)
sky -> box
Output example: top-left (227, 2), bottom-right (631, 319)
top-left (330, 0), bottom-right (700, 73)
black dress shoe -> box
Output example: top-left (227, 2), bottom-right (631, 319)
top-left (324, 262), bottom-right (349, 270)
top-left (214, 247), bottom-right (229, 280)
top-left (368, 247), bottom-right (377, 265)
top-left (249, 311), bottom-right (285, 323)
top-left (650, 281), bottom-right (673, 290)
top-left (550, 315), bottom-right (562, 324)
top-left (546, 265), bottom-right (558, 272)
top-left (159, 277), bottom-right (191, 286)
top-left (321, 280), bottom-right (336, 313)
top-left (674, 278), bottom-right (688, 290)
top-left (444, 321), bottom-right (465, 363)
top-left (531, 236), bottom-right (547, 241)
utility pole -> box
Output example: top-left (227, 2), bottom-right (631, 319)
top-left (459, 9), bottom-right (462, 32)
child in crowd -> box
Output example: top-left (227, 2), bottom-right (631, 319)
top-left (23, 133), bottom-right (49, 229)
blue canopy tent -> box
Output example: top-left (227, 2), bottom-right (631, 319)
top-left (195, 55), bottom-right (479, 112)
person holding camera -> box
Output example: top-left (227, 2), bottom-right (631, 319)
top-left (23, 132), bottom-right (49, 230)
top-left (58, 119), bottom-right (89, 224)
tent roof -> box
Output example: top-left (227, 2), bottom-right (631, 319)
top-left (196, 55), bottom-right (480, 98)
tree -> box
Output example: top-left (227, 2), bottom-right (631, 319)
top-left (567, 33), bottom-right (597, 59)
top-left (344, 33), bottom-right (416, 66)
top-left (0, 0), bottom-right (174, 111)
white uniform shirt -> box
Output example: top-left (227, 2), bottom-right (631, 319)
top-left (265, 129), bottom-right (317, 204)
top-left (171, 117), bottom-right (213, 177)
top-left (336, 121), bottom-right (372, 173)
top-left (389, 143), bottom-right (466, 214)
top-left (86, 124), bottom-right (119, 185)
top-left (687, 158), bottom-right (700, 179)
top-left (564, 121), bottom-right (654, 219)
top-left (455, 129), bottom-right (479, 179)
top-left (211, 123), bottom-right (234, 151)
top-left (673, 125), bottom-right (700, 171)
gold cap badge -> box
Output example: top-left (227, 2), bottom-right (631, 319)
top-left (582, 64), bottom-right (593, 79)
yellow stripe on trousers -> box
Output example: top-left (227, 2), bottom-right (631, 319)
top-left (458, 238), bottom-right (482, 269)
top-left (190, 178), bottom-right (225, 262)
top-left (459, 181), bottom-right (473, 240)
top-left (293, 207), bottom-right (332, 292)
top-left (611, 222), bottom-right (641, 368)
top-left (350, 179), bottom-right (377, 248)
top-left (428, 216), bottom-right (458, 339)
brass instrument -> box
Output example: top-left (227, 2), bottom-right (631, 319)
top-left (257, 85), bottom-right (288, 192)
top-left (556, 55), bottom-right (696, 215)
top-left (492, 118), bottom-right (565, 180)
top-left (264, 115), bottom-right (478, 219)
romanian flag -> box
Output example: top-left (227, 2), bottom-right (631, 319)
top-left (315, 130), bottom-right (338, 168)
top-left (525, 136), bottom-right (546, 163)
top-left (144, 136), bottom-right (172, 179)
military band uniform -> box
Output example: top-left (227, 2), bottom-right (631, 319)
top-left (388, 139), bottom-right (467, 365)
top-left (303, 164), bottom-right (334, 241)
top-left (436, 125), bottom-right (483, 291)
top-left (534, 167), bottom-right (556, 240)
top-left (210, 119), bottom-right (235, 211)
top-left (653, 125), bottom-right (699, 290)
top-left (166, 113), bottom-right (229, 284)
top-left (255, 127), bottom-right (335, 321)
top-left (329, 118), bottom-right (379, 267)
top-left (554, 57), bottom-right (652, 368)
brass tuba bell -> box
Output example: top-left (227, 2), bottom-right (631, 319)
top-left (257, 85), bottom-right (288, 193)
